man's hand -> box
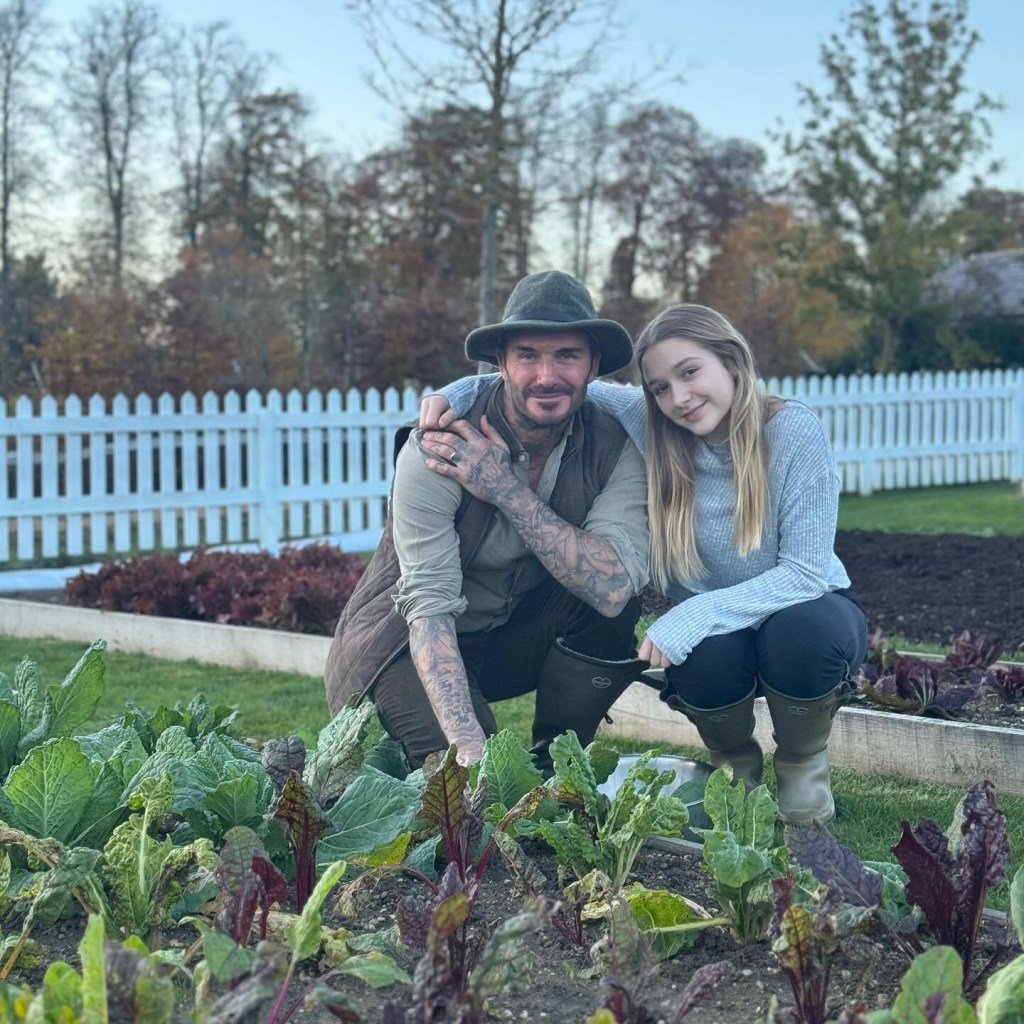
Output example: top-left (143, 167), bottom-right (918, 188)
top-left (456, 738), bottom-right (486, 767)
top-left (419, 394), bottom-right (456, 430)
top-left (421, 415), bottom-right (520, 506)
top-left (639, 634), bottom-right (673, 669)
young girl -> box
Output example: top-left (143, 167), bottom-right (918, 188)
top-left (424, 303), bottom-right (866, 825)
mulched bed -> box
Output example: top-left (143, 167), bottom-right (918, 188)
top-left (834, 531), bottom-right (1024, 652)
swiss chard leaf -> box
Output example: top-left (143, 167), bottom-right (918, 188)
top-left (693, 768), bottom-right (788, 944)
top-left (892, 779), bottom-right (1009, 991)
top-left (786, 822), bottom-right (884, 908)
top-left (268, 770), bottom-right (332, 913)
top-left (215, 825), bottom-right (289, 946)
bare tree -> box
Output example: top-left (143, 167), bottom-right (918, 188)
top-left (165, 20), bottom-right (251, 248)
top-left (64, 0), bottom-right (163, 290)
top-left (0, 0), bottom-right (49, 290)
top-left (350, 0), bottom-right (624, 350)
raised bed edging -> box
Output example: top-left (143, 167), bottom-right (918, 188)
top-left (0, 598), bottom-right (332, 678)
top-left (3, 597), bottom-right (1022, 797)
top-left (603, 679), bottom-right (1024, 798)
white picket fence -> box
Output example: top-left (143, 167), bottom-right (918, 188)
top-left (766, 368), bottom-right (1024, 496)
top-left (2, 369), bottom-right (1023, 564)
top-left (0, 387), bottom-right (428, 563)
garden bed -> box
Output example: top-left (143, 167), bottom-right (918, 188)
top-left (603, 679), bottom-right (1024, 797)
top-left (8, 835), bottom-right (1015, 1023)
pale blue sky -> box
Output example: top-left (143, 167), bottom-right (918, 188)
top-left (48, 0), bottom-right (1023, 189)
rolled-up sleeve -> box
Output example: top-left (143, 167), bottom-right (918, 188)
top-left (391, 434), bottom-right (468, 622)
top-left (580, 439), bottom-right (650, 595)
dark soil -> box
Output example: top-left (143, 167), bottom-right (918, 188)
top-left (10, 840), bottom-right (1014, 1023)
top-left (317, 840), bottom-right (954, 1024)
top-left (833, 531), bottom-right (1024, 653)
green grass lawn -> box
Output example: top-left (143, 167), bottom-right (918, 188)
top-left (838, 480), bottom-right (1024, 535)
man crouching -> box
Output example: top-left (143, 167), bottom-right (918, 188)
top-left (324, 270), bottom-right (649, 771)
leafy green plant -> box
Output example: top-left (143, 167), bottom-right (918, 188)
top-left (101, 773), bottom-right (217, 940)
top-left (691, 767), bottom-right (788, 944)
top-left (399, 892), bottom-right (545, 1024)
top-left (518, 734), bottom-right (717, 957)
top-left (585, 898), bottom-right (731, 1024)
top-left (786, 821), bottom-right (923, 957)
top-left (854, 629), bottom-right (1001, 717)
top-left (335, 737), bottom-right (549, 1018)
top-left (121, 692), bottom-right (241, 751)
top-left (766, 872), bottom-right (877, 1024)
top-left (262, 701), bottom-right (373, 911)
top-left (0, 639), bottom-right (106, 780)
top-left (0, 829), bottom-right (109, 980)
top-left (856, 944), bottom-right (1023, 1024)
top-left (528, 733), bottom-right (689, 895)
top-left (65, 544), bottom-right (367, 635)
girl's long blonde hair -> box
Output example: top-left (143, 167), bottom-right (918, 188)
top-left (636, 304), bottom-right (771, 590)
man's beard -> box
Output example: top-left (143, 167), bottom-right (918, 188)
top-left (507, 386), bottom-right (580, 433)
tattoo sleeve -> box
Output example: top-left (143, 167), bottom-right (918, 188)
top-left (497, 481), bottom-right (634, 617)
top-left (408, 614), bottom-right (487, 761)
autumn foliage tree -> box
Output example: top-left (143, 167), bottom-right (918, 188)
top-left (698, 205), bottom-right (862, 378)
top-left (782, 0), bottom-right (1000, 371)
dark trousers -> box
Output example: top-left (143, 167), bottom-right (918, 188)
top-left (662, 590), bottom-right (867, 709)
top-left (372, 577), bottom-right (641, 767)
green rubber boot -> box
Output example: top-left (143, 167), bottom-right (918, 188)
top-left (762, 681), bottom-right (852, 826)
top-left (664, 688), bottom-right (763, 791)
top-left (531, 638), bottom-right (646, 774)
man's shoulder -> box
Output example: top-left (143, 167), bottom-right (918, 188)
top-left (392, 429), bottom-right (464, 505)
top-left (578, 397), bottom-right (629, 443)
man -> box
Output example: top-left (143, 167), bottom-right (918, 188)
top-left (323, 270), bottom-right (649, 770)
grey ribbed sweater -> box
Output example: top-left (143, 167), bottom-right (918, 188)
top-left (439, 375), bottom-right (851, 665)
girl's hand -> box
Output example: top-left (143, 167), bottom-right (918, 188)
top-left (639, 634), bottom-right (672, 669)
top-left (419, 394), bottom-right (456, 430)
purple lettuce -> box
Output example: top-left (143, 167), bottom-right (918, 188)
top-left (854, 629), bottom-right (1009, 717)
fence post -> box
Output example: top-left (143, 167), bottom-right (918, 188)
top-left (255, 390), bottom-right (283, 554)
top-left (1015, 368), bottom-right (1024, 486)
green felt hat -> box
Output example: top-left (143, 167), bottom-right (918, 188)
top-left (465, 270), bottom-right (633, 374)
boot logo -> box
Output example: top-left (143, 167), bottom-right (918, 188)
top-left (591, 675), bottom-right (613, 689)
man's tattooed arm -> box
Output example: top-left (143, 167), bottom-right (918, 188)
top-left (419, 420), bottom-right (634, 618)
top-left (496, 488), bottom-right (634, 617)
top-left (408, 614), bottom-right (487, 766)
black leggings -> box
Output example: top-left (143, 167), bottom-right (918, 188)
top-left (662, 590), bottom-right (867, 709)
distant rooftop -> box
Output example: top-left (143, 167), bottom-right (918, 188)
top-left (931, 248), bottom-right (1024, 321)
